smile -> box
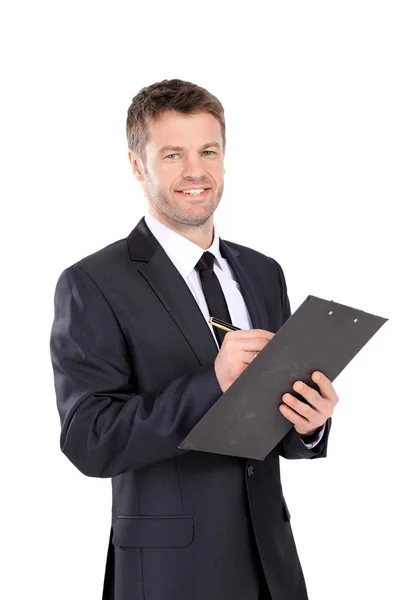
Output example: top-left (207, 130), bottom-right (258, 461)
top-left (175, 188), bottom-right (211, 199)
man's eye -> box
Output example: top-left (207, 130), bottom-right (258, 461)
top-left (165, 151), bottom-right (216, 159)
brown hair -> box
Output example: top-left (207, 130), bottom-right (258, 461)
top-left (126, 79), bottom-right (225, 167)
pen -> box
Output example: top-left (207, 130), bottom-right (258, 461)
top-left (209, 316), bottom-right (241, 332)
top-left (209, 317), bottom-right (259, 357)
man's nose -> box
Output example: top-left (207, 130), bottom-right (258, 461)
top-left (181, 155), bottom-right (206, 179)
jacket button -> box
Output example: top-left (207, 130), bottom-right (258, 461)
top-left (247, 465), bottom-right (255, 477)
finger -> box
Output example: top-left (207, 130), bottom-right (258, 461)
top-left (239, 349), bottom-right (263, 365)
top-left (292, 381), bottom-right (324, 410)
top-left (225, 336), bottom-right (274, 353)
top-left (279, 403), bottom-right (310, 428)
top-left (249, 328), bottom-right (275, 339)
top-left (282, 393), bottom-right (317, 420)
top-left (312, 371), bottom-right (339, 404)
top-left (225, 329), bottom-right (275, 342)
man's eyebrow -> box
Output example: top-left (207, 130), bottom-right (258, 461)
top-left (158, 142), bottom-right (221, 155)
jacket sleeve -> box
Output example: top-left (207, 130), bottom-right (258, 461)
top-left (272, 259), bottom-right (332, 460)
top-left (49, 266), bottom-right (223, 478)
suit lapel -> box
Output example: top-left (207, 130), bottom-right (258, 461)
top-left (219, 239), bottom-right (271, 332)
top-left (127, 218), bottom-right (219, 366)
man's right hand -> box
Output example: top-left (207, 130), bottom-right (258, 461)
top-left (214, 329), bottom-right (275, 393)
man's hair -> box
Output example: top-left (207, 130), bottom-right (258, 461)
top-left (126, 79), bottom-right (225, 167)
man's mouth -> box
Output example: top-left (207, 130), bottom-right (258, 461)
top-left (175, 188), bottom-right (211, 199)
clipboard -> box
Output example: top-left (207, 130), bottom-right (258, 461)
top-left (178, 295), bottom-right (388, 460)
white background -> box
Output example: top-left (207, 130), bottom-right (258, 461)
top-left (1, 1), bottom-right (399, 599)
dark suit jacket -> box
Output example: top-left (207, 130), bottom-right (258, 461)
top-left (50, 217), bottom-right (331, 600)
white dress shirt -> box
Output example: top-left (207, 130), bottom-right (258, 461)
top-left (144, 212), bottom-right (325, 449)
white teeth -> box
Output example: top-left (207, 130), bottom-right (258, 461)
top-left (182, 189), bottom-right (206, 195)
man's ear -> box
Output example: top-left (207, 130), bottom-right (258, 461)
top-left (128, 150), bottom-right (146, 181)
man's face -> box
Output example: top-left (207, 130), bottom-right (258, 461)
top-left (130, 110), bottom-right (225, 228)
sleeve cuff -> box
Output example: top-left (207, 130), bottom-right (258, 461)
top-left (299, 423), bottom-right (326, 449)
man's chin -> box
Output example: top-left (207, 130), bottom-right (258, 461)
top-left (171, 211), bottom-right (214, 227)
top-left (163, 199), bottom-right (214, 225)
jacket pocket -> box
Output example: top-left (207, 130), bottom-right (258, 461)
top-left (282, 497), bottom-right (291, 522)
top-left (112, 514), bottom-right (194, 548)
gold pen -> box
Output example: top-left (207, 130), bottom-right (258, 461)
top-left (209, 316), bottom-right (241, 333)
top-left (209, 317), bottom-right (259, 357)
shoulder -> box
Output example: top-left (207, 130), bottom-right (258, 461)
top-left (54, 236), bottom-right (134, 295)
top-left (71, 238), bottom-right (129, 274)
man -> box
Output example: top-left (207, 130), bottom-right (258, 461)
top-left (50, 79), bottom-right (338, 600)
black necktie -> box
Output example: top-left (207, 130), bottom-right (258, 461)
top-left (195, 251), bottom-right (232, 347)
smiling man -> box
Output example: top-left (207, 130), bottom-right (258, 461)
top-left (129, 106), bottom-right (225, 248)
top-left (50, 79), bottom-right (338, 600)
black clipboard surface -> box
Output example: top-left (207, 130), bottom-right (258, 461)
top-left (178, 295), bottom-right (387, 460)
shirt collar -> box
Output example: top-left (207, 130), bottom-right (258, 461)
top-left (144, 212), bottom-right (224, 279)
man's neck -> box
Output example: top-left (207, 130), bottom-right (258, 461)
top-left (149, 210), bottom-right (214, 249)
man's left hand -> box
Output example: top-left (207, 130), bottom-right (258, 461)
top-left (279, 371), bottom-right (339, 436)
